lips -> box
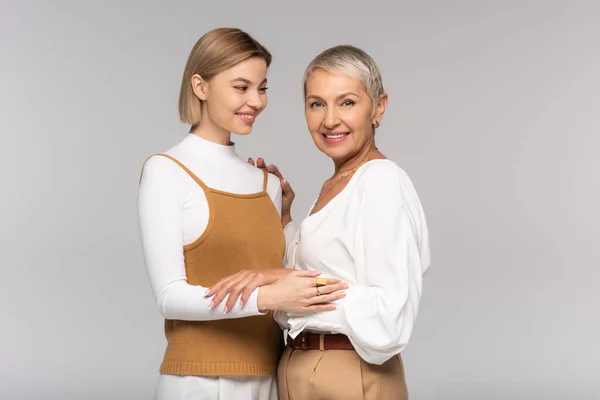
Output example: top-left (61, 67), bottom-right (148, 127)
top-left (322, 131), bottom-right (350, 144)
top-left (236, 111), bottom-right (256, 124)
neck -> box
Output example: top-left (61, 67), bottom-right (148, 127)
top-left (189, 109), bottom-right (231, 146)
top-left (333, 139), bottom-right (377, 174)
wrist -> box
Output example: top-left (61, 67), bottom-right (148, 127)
top-left (257, 285), bottom-right (274, 311)
top-left (281, 212), bottom-right (293, 228)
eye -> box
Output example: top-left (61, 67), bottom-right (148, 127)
top-left (258, 86), bottom-right (268, 93)
top-left (341, 99), bottom-right (355, 107)
top-left (309, 101), bottom-right (324, 108)
top-left (234, 86), bottom-right (248, 92)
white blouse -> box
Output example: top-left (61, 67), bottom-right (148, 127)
top-left (275, 159), bottom-right (431, 365)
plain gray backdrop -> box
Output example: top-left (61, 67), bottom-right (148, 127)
top-left (1, 1), bottom-right (599, 399)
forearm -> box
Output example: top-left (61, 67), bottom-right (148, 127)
top-left (158, 280), bottom-right (264, 320)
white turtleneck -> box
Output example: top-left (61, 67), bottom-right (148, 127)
top-left (137, 133), bottom-right (283, 321)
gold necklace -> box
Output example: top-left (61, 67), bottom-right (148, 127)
top-left (315, 147), bottom-right (378, 204)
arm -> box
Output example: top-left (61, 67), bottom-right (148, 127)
top-left (205, 172), bottom-right (332, 310)
top-left (296, 166), bottom-right (431, 364)
top-left (137, 156), bottom-right (264, 320)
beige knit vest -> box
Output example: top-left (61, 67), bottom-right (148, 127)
top-left (152, 154), bottom-right (285, 377)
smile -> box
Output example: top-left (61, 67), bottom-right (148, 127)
top-left (323, 133), bottom-right (349, 139)
top-left (322, 132), bottom-right (350, 143)
top-left (236, 112), bottom-right (256, 124)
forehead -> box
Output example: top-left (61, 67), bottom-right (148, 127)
top-left (215, 57), bottom-right (268, 81)
top-left (305, 68), bottom-right (366, 97)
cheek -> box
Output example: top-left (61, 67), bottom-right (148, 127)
top-left (305, 111), bottom-right (321, 132)
top-left (260, 93), bottom-right (268, 110)
top-left (348, 111), bottom-right (372, 133)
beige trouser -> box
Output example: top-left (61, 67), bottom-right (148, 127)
top-left (277, 346), bottom-right (408, 400)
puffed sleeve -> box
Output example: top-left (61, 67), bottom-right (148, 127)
top-left (343, 165), bottom-right (430, 364)
top-left (300, 164), bottom-right (431, 364)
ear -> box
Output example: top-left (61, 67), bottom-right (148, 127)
top-left (191, 74), bottom-right (209, 101)
top-left (372, 93), bottom-right (388, 127)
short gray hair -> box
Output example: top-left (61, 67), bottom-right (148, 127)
top-left (303, 45), bottom-right (384, 105)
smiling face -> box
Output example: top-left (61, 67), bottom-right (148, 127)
top-left (304, 68), bottom-right (386, 163)
top-left (193, 57), bottom-right (268, 137)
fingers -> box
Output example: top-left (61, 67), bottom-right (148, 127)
top-left (314, 282), bottom-right (349, 296)
top-left (209, 271), bottom-right (251, 309)
top-left (302, 277), bottom-right (343, 288)
top-left (266, 164), bottom-right (284, 180)
top-left (305, 303), bottom-right (337, 312)
top-left (224, 273), bottom-right (259, 312)
top-left (240, 273), bottom-right (264, 307)
top-left (205, 274), bottom-right (237, 297)
top-left (239, 275), bottom-right (262, 307)
top-left (256, 158), bottom-right (267, 169)
top-left (294, 270), bottom-right (322, 278)
top-left (306, 287), bottom-right (347, 305)
top-left (281, 177), bottom-right (294, 192)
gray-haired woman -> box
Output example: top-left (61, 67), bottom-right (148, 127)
top-left (277, 45), bottom-right (430, 399)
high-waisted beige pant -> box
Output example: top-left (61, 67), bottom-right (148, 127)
top-left (277, 346), bottom-right (408, 400)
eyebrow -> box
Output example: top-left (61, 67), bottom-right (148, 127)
top-left (306, 92), bottom-right (359, 101)
top-left (230, 77), bottom-right (268, 85)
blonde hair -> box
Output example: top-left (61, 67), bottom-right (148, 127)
top-left (303, 45), bottom-right (384, 106)
top-left (178, 28), bottom-right (272, 125)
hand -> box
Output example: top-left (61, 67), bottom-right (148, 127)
top-left (205, 269), bottom-right (292, 312)
top-left (248, 157), bottom-right (295, 216)
top-left (257, 270), bottom-right (349, 313)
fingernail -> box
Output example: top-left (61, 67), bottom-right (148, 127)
top-left (208, 301), bottom-right (214, 309)
top-left (282, 179), bottom-right (287, 185)
top-left (223, 306), bottom-right (229, 313)
top-left (204, 290), bottom-right (211, 297)
top-left (240, 300), bottom-right (245, 307)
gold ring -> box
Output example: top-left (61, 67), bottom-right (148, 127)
top-left (315, 278), bottom-right (326, 287)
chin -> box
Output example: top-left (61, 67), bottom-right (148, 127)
top-left (230, 124), bottom-right (253, 136)
top-left (319, 146), bottom-right (348, 161)
top-left (231, 128), bottom-right (252, 136)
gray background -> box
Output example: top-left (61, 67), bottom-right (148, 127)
top-left (1, 0), bottom-right (599, 399)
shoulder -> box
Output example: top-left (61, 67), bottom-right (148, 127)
top-left (140, 142), bottom-right (193, 186)
top-left (141, 153), bottom-right (181, 178)
top-left (353, 160), bottom-right (421, 206)
top-left (354, 160), bottom-right (408, 191)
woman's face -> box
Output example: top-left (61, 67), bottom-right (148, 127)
top-left (304, 68), bottom-right (383, 162)
top-left (194, 57), bottom-right (268, 135)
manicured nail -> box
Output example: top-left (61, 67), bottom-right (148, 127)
top-left (223, 306), bottom-right (229, 313)
top-left (208, 301), bottom-right (214, 309)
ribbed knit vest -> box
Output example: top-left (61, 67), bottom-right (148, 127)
top-left (154, 154), bottom-right (285, 377)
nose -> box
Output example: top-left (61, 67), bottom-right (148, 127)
top-left (323, 106), bottom-right (340, 129)
top-left (246, 89), bottom-right (264, 109)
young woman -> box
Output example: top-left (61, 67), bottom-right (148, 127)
top-left (137, 28), bottom-right (347, 400)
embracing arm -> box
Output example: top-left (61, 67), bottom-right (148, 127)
top-left (205, 171), bottom-right (346, 312)
top-left (137, 156), bottom-right (264, 320)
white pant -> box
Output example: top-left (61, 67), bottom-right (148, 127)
top-left (155, 374), bottom-right (278, 400)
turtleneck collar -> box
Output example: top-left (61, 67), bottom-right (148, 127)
top-left (182, 133), bottom-right (238, 159)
